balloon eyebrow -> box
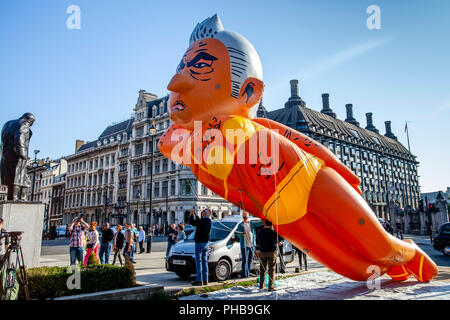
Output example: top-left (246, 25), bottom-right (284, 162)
top-left (187, 52), bottom-right (217, 67)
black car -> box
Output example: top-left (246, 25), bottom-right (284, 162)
top-left (433, 222), bottom-right (450, 256)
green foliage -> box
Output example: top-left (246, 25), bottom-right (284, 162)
top-left (151, 290), bottom-right (170, 300)
top-left (86, 251), bottom-right (100, 266)
top-left (21, 264), bottom-right (135, 300)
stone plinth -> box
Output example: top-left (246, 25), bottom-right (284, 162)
top-left (0, 201), bottom-right (45, 268)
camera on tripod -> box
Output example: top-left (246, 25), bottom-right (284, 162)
top-left (1, 231), bottom-right (24, 243)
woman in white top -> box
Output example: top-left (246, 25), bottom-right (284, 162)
top-left (83, 221), bottom-right (100, 266)
top-left (176, 224), bottom-right (186, 242)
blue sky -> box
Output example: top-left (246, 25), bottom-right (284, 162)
top-left (0, 0), bottom-right (449, 192)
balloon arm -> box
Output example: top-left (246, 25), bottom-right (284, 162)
top-left (253, 117), bottom-right (361, 194)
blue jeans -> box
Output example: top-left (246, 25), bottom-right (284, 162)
top-left (70, 247), bottom-right (84, 265)
top-left (166, 241), bottom-right (175, 257)
top-left (241, 246), bottom-right (254, 278)
top-left (195, 242), bottom-right (208, 282)
top-left (99, 243), bottom-right (112, 264)
top-left (123, 243), bottom-right (134, 261)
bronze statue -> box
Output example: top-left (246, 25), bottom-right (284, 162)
top-left (0, 113), bottom-right (35, 201)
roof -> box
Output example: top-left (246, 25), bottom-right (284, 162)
top-left (77, 118), bottom-right (134, 153)
top-left (265, 104), bottom-right (412, 158)
top-left (421, 191), bottom-right (449, 203)
top-left (147, 96), bottom-right (169, 116)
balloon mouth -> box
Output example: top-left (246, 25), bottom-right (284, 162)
top-left (170, 99), bottom-right (186, 113)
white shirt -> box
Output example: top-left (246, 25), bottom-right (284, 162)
top-left (138, 230), bottom-right (145, 242)
top-left (87, 230), bottom-right (99, 245)
top-left (243, 222), bottom-right (253, 248)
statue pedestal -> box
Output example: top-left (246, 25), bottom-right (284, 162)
top-left (0, 201), bottom-right (45, 268)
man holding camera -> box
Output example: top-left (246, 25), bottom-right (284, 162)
top-left (68, 216), bottom-right (89, 265)
top-left (189, 208), bottom-right (212, 286)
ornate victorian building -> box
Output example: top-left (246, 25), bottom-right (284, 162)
top-left (63, 90), bottom-right (233, 229)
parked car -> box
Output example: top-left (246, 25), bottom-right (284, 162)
top-left (433, 222), bottom-right (450, 256)
top-left (166, 215), bottom-right (295, 281)
top-left (55, 225), bottom-right (67, 238)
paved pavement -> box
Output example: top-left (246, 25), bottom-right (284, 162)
top-left (39, 233), bottom-right (450, 294)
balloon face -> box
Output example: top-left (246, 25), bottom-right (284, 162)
top-left (167, 38), bottom-right (243, 130)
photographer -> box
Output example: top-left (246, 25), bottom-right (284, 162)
top-left (189, 208), bottom-right (211, 286)
top-left (0, 218), bottom-right (9, 263)
top-left (68, 215), bottom-right (89, 265)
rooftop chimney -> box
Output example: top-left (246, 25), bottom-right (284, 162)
top-left (365, 112), bottom-right (379, 133)
top-left (344, 104), bottom-right (359, 126)
top-left (284, 79), bottom-right (306, 108)
top-left (320, 93), bottom-right (336, 118)
top-left (75, 140), bottom-right (85, 153)
top-left (290, 80), bottom-right (299, 97)
top-left (384, 121), bottom-right (397, 140)
top-left (256, 98), bottom-right (268, 118)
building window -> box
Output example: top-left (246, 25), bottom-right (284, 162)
top-left (136, 126), bottom-right (144, 137)
top-left (154, 160), bottom-right (160, 174)
top-left (180, 179), bottom-right (196, 195)
top-left (162, 181), bottom-right (168, 197)
top-left (135, 143), bottom-right (143, 156)
top-left (162, 159), bottom-right (168, 172)
top-left (170, 180), bottom-right (176, 196)
top-left (134, 164), bottom-right (142, 177)
top-left (202, 184), bottom-right (208, 195)
top-left (119, 162), bottom-right (127, 172)
top-left (154, 182), bottom-right (160, 198)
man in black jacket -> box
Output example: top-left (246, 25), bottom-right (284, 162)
top-left (166, 224), bottom-right (178, 257)
top-left (99, 223), bottom-right (114, 264)
top-left (189, 208), bottom-right (212, 286)
top-left (256, 219), bottom-right (281, 291)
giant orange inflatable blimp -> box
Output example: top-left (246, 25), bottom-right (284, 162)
top-left (159, 14), bottom-right (438, 282)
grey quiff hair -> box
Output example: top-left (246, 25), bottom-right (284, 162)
top-left (189, 14), bottom-right (263, 118)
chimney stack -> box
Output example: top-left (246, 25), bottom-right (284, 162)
top-left (290, 80), bottom-right (299, 97)
top-left (320, 93), bottom-right (336, 118)
top-left (365, 112), bottom-right (379, 133)
top-left (75, 140), bottom-right (85, 153)
top-left (344, 104), bottom-right (359, 126)
top-left (284, 79), bottom-right (306, 108)
top-left (384, 121), bottom-right (397, 140)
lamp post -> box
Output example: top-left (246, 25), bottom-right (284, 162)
top-left (147, 121), bottom-right (156, 253)
top-left (103, 186), bottom-right (109, 225)
top-left (31, 149), bottom-right (40, 201)
top-left (136, 190), bottom-right (140, 228)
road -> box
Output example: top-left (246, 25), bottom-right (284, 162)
top-left (39, 233), bottom-right (450, 293)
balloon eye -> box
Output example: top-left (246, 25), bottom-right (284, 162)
top-left (194, 62), bottom-right (207, 68)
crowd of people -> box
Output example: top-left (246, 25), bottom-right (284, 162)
top-left (66, 211), bottom-right (308, 291)
top-left (68, 216), bottom-right (146, 266)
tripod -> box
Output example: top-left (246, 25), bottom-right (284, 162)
top-left (0, 231), bottom-right (30, 300)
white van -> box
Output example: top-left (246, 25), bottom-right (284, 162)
top-left (166, 215), bottom-right (294, 281)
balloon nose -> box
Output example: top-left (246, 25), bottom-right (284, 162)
top-left (167, 71), bottom-right (195, 93)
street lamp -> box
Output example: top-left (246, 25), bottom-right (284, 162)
top-left (147, 121), bottom-right (156, 253)
top-left (31, 149), bottom-right (40, 201)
